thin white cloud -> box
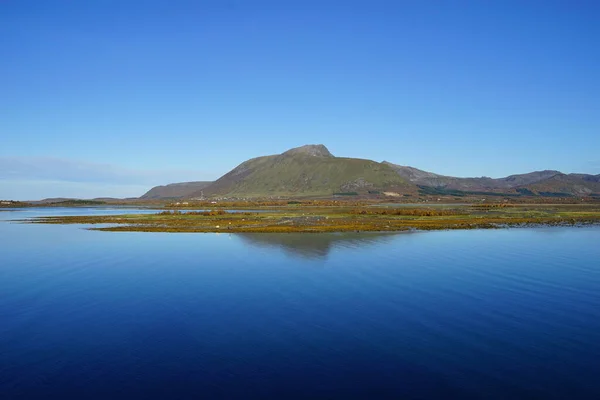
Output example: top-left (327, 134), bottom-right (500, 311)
top-left (0, 156), bottom-right (211, 185)
top-left (0, 156), bottom-right (214, 200)
top-left (0, 180), bottom-right (150, 201)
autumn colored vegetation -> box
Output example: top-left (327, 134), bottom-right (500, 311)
top-left (24, 204), bottom-right (600, 233)
top-left (166, 199), bottom-right (372, 208)
top-left (471, 203), bottom-right (516, 209)
top-left (159, 210), bottom-right (255, 216)
top-left (349, 208), bottom-right (465, 216)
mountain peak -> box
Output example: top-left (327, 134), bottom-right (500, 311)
top-left (282, 144), bottom-right (333, 157)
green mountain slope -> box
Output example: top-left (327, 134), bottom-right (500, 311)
top-left (141, 181), bottom-right (212, 199)
top-left (383, 162), bottom-right (562, 191)
top-left (191, 145), bottom-right (414, 198)
top-left (519, 174), bottom-right (600, 196)
top-left (139, 145), bottom-right (599, 200)
top-left (384, 161), bottom-right (600, 197)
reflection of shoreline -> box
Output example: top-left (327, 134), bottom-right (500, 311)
top-left (236, 232), bottom-right (404, 260)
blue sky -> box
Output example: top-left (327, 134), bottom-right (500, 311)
top-left (1, 0), bottom-right (599, 199)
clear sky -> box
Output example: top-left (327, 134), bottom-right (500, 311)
top-left (1, 0), bottom-right (599, 199)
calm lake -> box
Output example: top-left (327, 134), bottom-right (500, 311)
top-left (1, 208), bottom-right (600, 399)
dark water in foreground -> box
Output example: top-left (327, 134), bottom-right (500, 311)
top-left (1, 209), bottom-right (600, 399)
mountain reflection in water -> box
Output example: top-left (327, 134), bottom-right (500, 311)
top-left (236, 232), bottom-right (402, 259)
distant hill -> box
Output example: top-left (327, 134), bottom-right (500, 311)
top-left (141, 145), bottom-right (599, 200)
top-left (188, 145), bottom-right (413, 198)
top-left (36, 197), bottom-right (78, 204)
top-left (521, 173), bottom-right (600, 197)
top-left (383, 162), bottom-right (561, 190)
top-left (383, 162), bottom-right (599, 197)
top-left (29, 198), bottom-right (107, 206)
top-left (141, 181), bottom-right (212, 199)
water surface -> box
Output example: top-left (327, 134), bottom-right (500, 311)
top-left (0, 206), bottom-right (269, 222)
top-left (1, 211), bottom-right (599, 399)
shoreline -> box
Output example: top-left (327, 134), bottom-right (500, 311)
top-left (17, 204), bottom-right (600, 233)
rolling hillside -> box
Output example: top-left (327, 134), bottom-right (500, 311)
top-left (383, 162), bottom-right (561, 190)
top-left (188, 145), bottom-right (414, 198)
top-left (141, 181), bottom-right (212, 199)
top-left (384, 162), bottom-right (599, 197)
top-left (141, 145), bottom-right (599, 199)
top-left (521, 173), bottom-right (600, 197)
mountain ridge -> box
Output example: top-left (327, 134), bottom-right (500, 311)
top-left (141, 181), bottom-right (212, 199)
top-left (383, 162), bottom-right (564, 190)
top-left (140, 145), bottom-right (600, 199)
top-left (189, 145), bottom-right (413, 198)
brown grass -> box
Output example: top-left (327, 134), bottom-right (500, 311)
top-left (23, 204), bottom-right (600, 233)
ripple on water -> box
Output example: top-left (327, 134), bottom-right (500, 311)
top-left (0, 224), bottom-right (599, 398)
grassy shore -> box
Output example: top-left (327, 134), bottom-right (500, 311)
top-left (23, 203), bottom-right (600, 233)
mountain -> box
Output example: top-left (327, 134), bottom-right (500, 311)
top-left (141, 181), bottom-right (212, 199)
top-left (383, 162), bottom-right (599, 197)
top-left (141, 145), bottom-right (599, 200)
top-left (521, 173), bottom-right (600, 196)
top-left (188, 145), bottom-right (413, 198)
top-left (496, 170), bottom-right (563, 187)
top-left (383, 162), bottom-right (561, 191)
top-left (281, 144), bottom-right (333, 157)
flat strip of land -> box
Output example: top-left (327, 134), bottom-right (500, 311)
top-left (22, 204), bottom-right (600, 233)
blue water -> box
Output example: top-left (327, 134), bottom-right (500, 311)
top-left (0, 206), bottom-right (268, 221)
top-left (1, 209), bottom-right (600, 399)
